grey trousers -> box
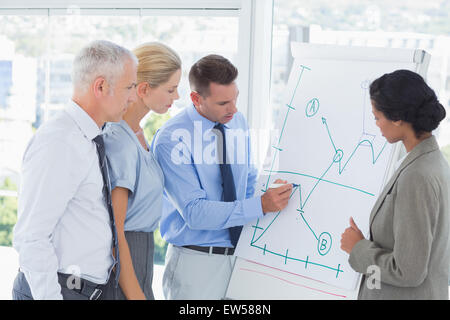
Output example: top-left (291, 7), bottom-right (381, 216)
top-left (163, 244), bottom-right (236, 300)
top-left (103, 231), bottom-right (155, 300)
top-left (12, 271), bottom-right (114, 300)
top-left (12, 271), bottom-right (35, 300)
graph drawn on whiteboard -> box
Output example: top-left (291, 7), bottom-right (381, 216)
top-left (234, 62), bottom-right (394, 291)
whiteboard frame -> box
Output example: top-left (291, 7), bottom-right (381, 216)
top-left (225, 42), bottom-right (430, 300)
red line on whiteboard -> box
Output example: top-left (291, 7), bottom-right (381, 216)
top-left (244, 258), bottom-right (330, 285)
top-left (239, 267), bottom-right (347, 298)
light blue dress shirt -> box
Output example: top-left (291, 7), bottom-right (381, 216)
top-left (103, 120), bottom-right (164, 233)
top-left (151, 104), bottom-right (263, 247)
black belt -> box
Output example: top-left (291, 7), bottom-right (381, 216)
top-left (57, 273), bottom-right (104, 300)
top-left (183, 245), bottom-right (235, 255)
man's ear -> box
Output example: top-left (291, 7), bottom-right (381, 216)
top-left (93, 77), bottom-right (108, 98)
top-left (190, 91), bottom-right (201, 107)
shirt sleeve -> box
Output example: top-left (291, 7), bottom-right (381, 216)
top-left (104, 130), bottom-right (138, 193)
top-left (13, 137), bottom-right (83, 299)
top-left (349, 171), bottom-right (438, 287)
top-left (154, 137), bottom-right (263, 231)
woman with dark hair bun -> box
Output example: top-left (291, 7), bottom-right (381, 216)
top-left (340, 69), bottom-right (450, 299)
top-left (369, 69), bottom-right (446, 139)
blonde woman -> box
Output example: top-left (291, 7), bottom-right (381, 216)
top-left (102, 42), bottom-right (181, 300)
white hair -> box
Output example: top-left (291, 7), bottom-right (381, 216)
top-left (72, 40), bottom-right (138, 94)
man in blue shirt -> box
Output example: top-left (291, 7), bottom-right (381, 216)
top-left (152, 54), bottom-right (292, 299)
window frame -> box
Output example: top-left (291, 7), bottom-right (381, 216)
top-left (0, 0), bottom-right (275, 191)
top-left (0, 0), bottom-right (274, 127)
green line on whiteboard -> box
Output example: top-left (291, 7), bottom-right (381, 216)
top-left (272, 146), bottom-right (283, 152)
top-left (300, 160), bottom-right (334, 210)
top-left (250, 242), bottom-right (344, 276)
top-left (297, 209), bottom-right (318, 240)
top-left (252, 63), bottom-right (390, 280)
top-left (263, 65), bottom-right (311, 191)
top-left (336, 264), bottom-right (342, 278)
top-left (251, 185), bottom-right (299, 245)
top-left (322, 117), bottom-right (337, 152)
top-left (264, 170), bottom-right (375, 197)
top-left (339, 139), bottom-right (388, 174)
top-left (286, 104), bottom-right (296, 110)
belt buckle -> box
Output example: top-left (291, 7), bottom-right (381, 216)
top-left (89, 288), bottom-right (102, 300)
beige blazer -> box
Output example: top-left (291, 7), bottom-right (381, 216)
top-left (349, 136), bottom-right (450, 299)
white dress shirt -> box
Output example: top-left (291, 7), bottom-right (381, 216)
top-left (13, 100), bottom-right (114, 300)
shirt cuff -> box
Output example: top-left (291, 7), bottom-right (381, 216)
top-left (241, 196), bottom-right (264, 223)
top-left (110, 178), bottom-right (134, 194)
top-left (22, 269), bottom-right (63, 300)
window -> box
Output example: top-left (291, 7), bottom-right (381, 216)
top-left (139, 14), bottom-right (239, 112)
top-left (0, 14), bottom-right (46, 223)
top-left (0, 1), bottom-right (274, 299)
top-left (0, 2), bottom-right (249, 251)
top-left (271, 0), bottom-right (450, 164)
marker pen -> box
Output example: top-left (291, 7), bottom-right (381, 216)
top-left (268, 183), bottom-right (299, 189)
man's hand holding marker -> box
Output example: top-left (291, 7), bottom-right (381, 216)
top-left (261, 179), bottom-right (294, 214)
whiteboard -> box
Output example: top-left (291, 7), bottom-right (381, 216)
top-left (226, 43), bottom-right (429, 299)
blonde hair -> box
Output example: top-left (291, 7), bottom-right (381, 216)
top-left (133, 42), bottom-right (181, 88)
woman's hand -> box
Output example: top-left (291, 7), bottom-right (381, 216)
top-left (340, 217), bottom-right (365, 254)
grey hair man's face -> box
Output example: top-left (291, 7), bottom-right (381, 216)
top-left (102, 58), bottom-right (138, 122)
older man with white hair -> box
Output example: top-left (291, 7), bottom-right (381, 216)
top-left (12, 40), bottom-right (138, 300)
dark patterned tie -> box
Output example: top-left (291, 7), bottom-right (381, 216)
top-left (214, 123), bottom-right (243, 247)
top-left (93, 134), bottom-right (120, 287)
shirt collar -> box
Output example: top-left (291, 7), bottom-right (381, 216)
top-left (186, 104), bottom-right (237, 131)
top-left (65, 100), bottom-right (102, 141)
top-left (119, 119), bottom-right (149, 147)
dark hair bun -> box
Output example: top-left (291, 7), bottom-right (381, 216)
top-left (370, 69), bottom-right (447, 137)
top-left (413, 96), bottom-right (446, 133)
